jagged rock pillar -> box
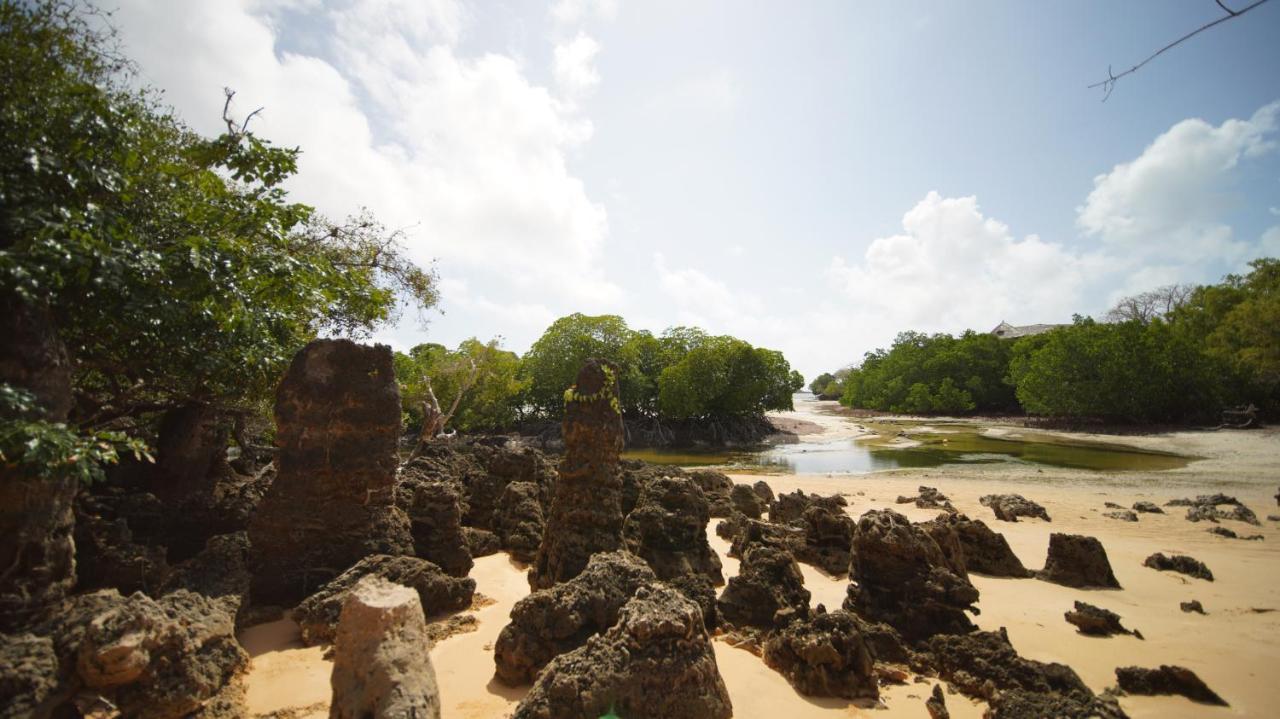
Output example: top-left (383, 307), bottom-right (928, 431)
top-left (248, 339), bottom-right (413, 606)
top-left (528, 359), bottom-right (624, 590)
top-left (0, 291), bottom-right (77, 633)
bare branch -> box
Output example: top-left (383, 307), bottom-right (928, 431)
top-left (221, 87), bottom-right (265, 135)
top-left (1089, 0), bottom-right (1273, 100)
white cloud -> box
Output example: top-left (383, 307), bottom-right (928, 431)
top-left (553, 32), bottom-right (601, 100)
top-left (550, 0), bottom-right (619, 26)
top-left (1077, 101), bottom-right (1279, 262)
top-left (1261, 226), bottom-right (1280, 258)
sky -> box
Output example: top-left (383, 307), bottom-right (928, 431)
top-left (105, 0), bottom-right (1280, 381)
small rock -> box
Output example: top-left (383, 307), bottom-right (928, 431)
top-left (980, 494), bottom-right (1051, 523)
top-left (752, 480), bottom-right (775, 504)
top-left (1037, 534), bottom-right (1121, 589)
top-left (925, 684), bottom-right (949, 719)
top-left (1104, 502), bottom-right (1124, 509)
top-left (1179, 600), bottom-right (1205, 614)
top-left (1063, 601), bottom-right (1138, 637)
top-left (1143, 553), bottom-right (1213, 581)
top-left (1104, 510), bottom-right (1139, 522)
top-left (462, 527), bottom-right (501, 558)
top-left (730, 484), bottom-right (767, 519)
top-left (1132, 501), bottom-right (1163, 514)
top-left (1115, 665), bottom-right (1226, 706)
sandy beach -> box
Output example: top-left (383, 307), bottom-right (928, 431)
top-left (241, 410), bottom-right (1280, 718)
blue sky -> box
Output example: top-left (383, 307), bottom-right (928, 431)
top-left (108, 0), bottom-right (1280, 380)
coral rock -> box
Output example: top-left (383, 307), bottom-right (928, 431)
top-left (1115, 665), bottom-right (1226, 705)
top-left (730, 483), bottom-right (768, 519)
top-left (1064, 601), bottom-right (1138, 637)
top-left (624, 476), bottom-right (724, 584)
top-left (921, 513), bottom-right (1030, 578)
top-left (762, 610), bottom-right (879, 700)
top-left (492, 481), bottom-right (547, 563)
top-left (980, 494), bottom-right (1051, 523)
top-left (1143, 553), bottom-right (1213, 581)
top-left (394, 473), bottom-right (473, 577)
top-left (1037, 533), bottom-right (1120, 589)
top-left (718, 545), bottom-right (811, 630)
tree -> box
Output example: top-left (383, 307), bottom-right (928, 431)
top-left (809, 373), bottom-right (835, 395)
top-left (1104, 284), bottom-right (1195, 323)
top-left (395, 338), bottom-right (527, 436)
top-left (520, 314), bottom-right (634, 418)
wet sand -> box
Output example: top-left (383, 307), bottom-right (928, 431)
top-left (241, 420), bottom-right (1280, 717)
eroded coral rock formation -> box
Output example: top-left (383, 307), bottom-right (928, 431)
top-left (293, 555), bottom-right (474, 646)
top-left (494, 550), bottom-right (655, 686)
top-left (492, 482), bottom-right (547, 563)
top-left (624, 476), bottom-right (723, 585)
top-left (529, 359), bottom-right (625, 590)
top-left (896, 486), bottom-right (955, 512)
top-left (329, 576), bottom-right (441, 719)
top-left (980, 493), bottom-right (1051, 523)
top-left (920, 513), bottom-right (1030, 578)
top-left (770, 490), bottom-right (847, 524)
top-left (1115, 665), bottom-right (1227, 705)
top-left (1143, 553), bottom-right (1213, 581)
top-left (1064, 601), bottom-right (1139, 637)
top-left (843, 509), bottom-right (977, 642)
top-left (0, 469), bottom-right (77, 635)
top-left (462, 527), bottom-right (501, 558)
top-left (1037, 533), bottom-right (1120, 589)
top-left (925, 684), bottom-right (949, 719)
top-left (1104, 510), bottom-right (1139, 522)
top-left (1132, 501), bottom-right (1163, 514)
top-left (752, 480), bottom-right (775, 505)
top-left (718, 544), bottom-right (810, 630)
top-left (1170, 493), bottom-right (1259, 525)
top-left (0, 633), bottom-right (60, 718)
top-left (762, 610), bottom-right (879, 700)
top-left (512, 583), bottom-right (732, 719)
top-left (249, 339), bottom-right (413, 605)
top-left (690, 469), bottom-right (735, 518)
top-left (730, 483), bottom-right (767, 519)
top-left (394, 473), bottom-right (473, 577)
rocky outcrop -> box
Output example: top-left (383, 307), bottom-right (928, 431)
top-left (529, 359), bottom-right (626, 590)
top-left (249, 339), bottom-right (413, 605)
top-left (928, 629), bottom-right (1127, 719)
top-left (921, 513), bottom-right (1030, 578)
top-left (792, 504), bottom-right (855, 576)
top-left (1170, 494), bottom-right (1259, 526)
top-left (0, 633), bottom-right (61, 718)
top-left (492, 481), bottom-right (547, 563)
top-left (329, 576), bottom-right (441, 719)
top-left (512, 583), bottom-right (732, 719)
top-left (1115, 665), bottom-right (1226, 705)
top-left (619, 460), bottom-right (670, 516)
top-left (394, 473), bottom-right (473, 577)
top-left (1064, 601), bottom-right (1139, 637)
top-left (161, 532), bottom-right (251, 621)
top-left (896, 486), bottom-right (955, 512)
top-left (1037, 533), bottom-right (1120, 589)
top-left (150, 403), bottom-right (227, 505)
top-left (730, 483), bottom-right (767, 519)
top-left (762, 610), bottom-right (878, 700)
top-left (1132, 501), bottom-right (1163, 514)
top-left (294, 555), bottom-right (475, 646)
top-left (690, 469), bottom-right (735, 518)
top-left (770, 490), bottom-right (847, 524)
top-left (493, 550), bottom-right (655, 685)
top-left (463, 527), bottom-right (501, 558)
top-left (718, 545), bottom-right (810, 630)
top-left (624, 476), bottom-right (723, 584)
top-left (980, 494), bottom-right (1051, 523)
top-left (844, 509), bottom-right (977, 642)
top-left (1143, 553), bottom-right (1213, 581)
top-left (752, 480), bottom-right (775, 505)
top-left (72, 500), bottom-right (172, 596)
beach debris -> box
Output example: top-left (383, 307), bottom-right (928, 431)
top-left (927, 628), bottom-right (1127, 718)
top-left (294, 555), bottom-right (474, 646)
top-left (1206, 526), bottom-right (1264, 540)
top-left (249, 339), bottom-right (414, 606)
top-left (513, 583), bottom-right (733, 719)
top-left (730, 483), bottom-right (768, 519)
top-left (493, 550), bottom-right (655, 686)
top-left (329, 577), bottom-right (441, 719)
top-left (753, 480), bottom-right (776, 504)
top-left (920, 513), bottom-right (1031, 578)
top-left (1132, 501), bottom-right (1164, 514)
top-left (1179, 600), bottom-right (1206, 614)
top-left (980, 493), bottom-right (1051, 523)
top-left (896, 486), bottom-right (956, 512)
top-left (1104, 510), bottom-right (1139, 522)
top-left (843, 509), bottom-right (977, 642)
top-left (1038, 533), bottom-right (1121, 589)
top-left (718, 544), bottom-right (811, 629)
top-left (762, 610), bottom-right (879, 700)
top-left (1115, 665), bottom-right (1227, 706)
top-left (1064, 601), bottom-right (1141, 638)
top-left (394, 474), bottom-right (473, 577)
top-left (925, 684), bottom-right (949, 719)
top-left (462, 527), bottom-right (501, 558)
top-left (1143, 553), bottom-right (1213, 581)
top-left (491, 481), bottom-right (546, 563)
top-left (529, 359), bottom-right (626, 590)
top-left (624, 476), bottom-right (724, 585)
top-left (1167, 494), bottom-right (1260, 526)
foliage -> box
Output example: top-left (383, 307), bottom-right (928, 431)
top-left (657, 338), bottom-right (802, 420)
top-left (0, 385), bottom-right (150, 484)
top-left (520, 314), bottom-right (634, 417)
top-left (394, 338), bottom-right (526, 433)
top-left (809, 372), bottom-right (835, 395)
top-left (839, 331), bottom-right (1018, 414)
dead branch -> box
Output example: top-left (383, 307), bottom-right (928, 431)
top-left (222, 87), bottom-right (264, 135)
top-left (408, 358), bottom-right (480, 459)
top-left (1089, 0), bottom-right (1273, 100)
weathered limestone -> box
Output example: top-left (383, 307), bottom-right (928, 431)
top-left (843, 509), bottom-right (977, 642)
top-left (730, 483), bottom-right (767, 519)
top-left (294, 555), bottom-right (475, 646)
top-left (1115, 665), bottom-right (1226, 705)
top-left (1143, 553), bottom-right (1213, 581)
top-left (329, 577), bottom-right (441, 719)
top-left (492, 481), bottom-right (546, 564)
top-left (980, 493), bottom-right (1051, 523)
top-left (690, 469), bottom-right (735, 518)
top-left (1064, 601), bottom-right (1139, 637)
top-left (792, 504), bottom-right (855, 576)
top-left (529, 359), bottom-right (625, 590)
top-left (762, 610), bottom-right (879, 700)
top-left (921, 513), bottom-right (1030, 578)
top-left (394, 472), bottom-right (473, 577)
top-left (1037, 533), bottom-right (1121, 589)
top-left (718, 544), bottom-right (810, 630)
top-left (623, 476), bottom-right (724, 585)
top-left (0, 633), bottom-right (61, 718)
top-left (513, 584), bottom-right (732, 719)
top-left (494, 550), bottom-right (655, 686)
top-left (248, 339), bottom-right (413, 605)
top-left (150, 403), bottom-right (226, 504)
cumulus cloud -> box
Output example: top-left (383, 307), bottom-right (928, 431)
top-left (1077, 101), bottom-right (1279, 263)
top-left (554, 32), bottom-right (602, 100)
top-left (550, 0), bottom-right (620, 26)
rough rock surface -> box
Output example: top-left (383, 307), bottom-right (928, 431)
top-left (1143, 553), bottom-right (1213, 581)
top-left (72, 499), bottom-right (172, 596)
top-left (730, 483), bottom-right (767, 519)
top-left (512, 583), bottom-right (732, 719)
top-left (294, 555), bottom-right (475, 646)
top-left (149, 403), bottom-right (227, 505)
top-left (844, 509), bottom-right (977, 642)
top-left (719, 545), bottom-right (811, 629)
top-left (1104, 510), bottom-right (1139, 522)
top-left (162, 532), bottom-right (251, 622)
top-left (762, 610), bottom-right (878, 700)
top-left (619, 460), bottom-right (673, 516)
top-left (1037, 533), bottom-right (1121, 589)
top-left (462, 527), bottom-right (501, 558)
top-left (770, 490), bottom-right (846, 524)
top-left (0, 633), bottom-right (61, 718)
top-left (1064, 601), bottom-right (1138, 637)
top-left (980, 493), bottom-right (1051, 523)
top-left (1180, 600), bottom-right (1206, 614)
top-left (791, 504), bottom-right (856, 576)
top-left (928, 629), bottom-right (1127, 718)
top-left (494, 550), bottom-right (656, 685)
top-left (925, 684), bottom-right (949, 719)
top-left (1206, 526), bottom-right (1264, 540)
top-left (624, 476), bottom-right (723, 584)
top-left (394, 471), bottom-right (473, 577)
top-left (249, 339), bottom-right (413, 605)
top-left (752, 480), bottom-right (775, 505)
top-left (921, 513), bottom-right (1030, 578)
top-left (329, 577), bottom-right (441, 719)
top-left (1132, 501), bottom-right (1163, 514)
top-left (0, 475), bottom-right (77, 634)
top-left (1115, 665), bottom-right (1227, 705)
top-left (690, 469), bottom-right (735, 518)
top-left (726, 517), bottom-right (804, 559)
top-left (529, 359), bottom-right (626, 590)
top-left (1170, 494), bottom-right (1259, 526)
top-left (492, 482), bottom-right (547, 563)
top-left (896, 486), bottom-right (955, 512)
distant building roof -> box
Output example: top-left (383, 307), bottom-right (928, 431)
top-left (989, 321), bottom-right (1065, 339)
